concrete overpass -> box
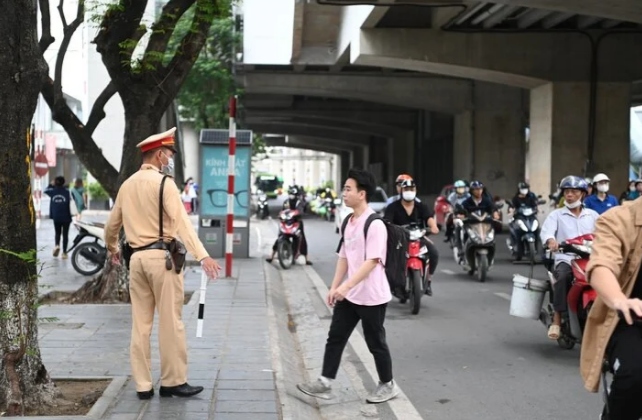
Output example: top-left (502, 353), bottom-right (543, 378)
top-left (238, 0), bottom-right (642, 198)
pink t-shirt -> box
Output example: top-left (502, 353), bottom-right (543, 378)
top-left (338, 207), bottom-right (391, 306)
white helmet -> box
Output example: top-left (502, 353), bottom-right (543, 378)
top-left (592, 173), bottom-right (610, 184)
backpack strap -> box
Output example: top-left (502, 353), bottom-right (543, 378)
top-left (335, 214), bottom-right (354, 253)
top-left (363, 213), bottom-right (383, 260)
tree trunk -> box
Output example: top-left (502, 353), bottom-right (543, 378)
top-left (0, 0), bottom-right (55, 414)
top-left (118, 110), bottom-right (161, 187)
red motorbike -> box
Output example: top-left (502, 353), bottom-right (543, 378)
top-left (540, 233), bottom-right (596, 349)
top-left (397, 223), bottom-right (431, 315)
top-left (276, 209), bottom-right (303, 269)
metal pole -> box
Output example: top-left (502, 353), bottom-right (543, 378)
top-left (225, 96), bottom-right (237, 278)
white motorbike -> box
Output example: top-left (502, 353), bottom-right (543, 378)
top-left (68, 220), bottom-right (107, 276)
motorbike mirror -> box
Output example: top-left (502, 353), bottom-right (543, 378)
top-left (537, 194), bottom-right (542, 198)
top-left (496, 203), bottom-right (504, 209)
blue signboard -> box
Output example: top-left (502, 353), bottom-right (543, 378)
top-left (200, 146), bottom-right (250, 217)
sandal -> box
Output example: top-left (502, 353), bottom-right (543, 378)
top-left (547, 324), bottom-right (560, 340)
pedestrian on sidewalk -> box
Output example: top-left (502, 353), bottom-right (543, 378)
top-left (44, 176), bottom-right (78, 259)
top-left (297, 168), bottom-right (400, 404)
top-left (70, 178), bottom-right (88, 215)
top-left (104, 127), bottom-right (221, 400)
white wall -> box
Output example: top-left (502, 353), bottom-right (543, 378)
top-left (242, 0), bottom-right (294, 64)
top-left (181, 122), bottom-right (201, 182)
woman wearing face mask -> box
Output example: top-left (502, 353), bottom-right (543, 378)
top-left (583, 173), bottom-right (619, 215)
top-left (509, 182), bottom-right (539, 213)
top-left (620, 180), bottom-right (638, 203)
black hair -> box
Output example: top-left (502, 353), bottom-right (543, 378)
top-left (54, 176), bottom-right (65, 187)
top-left (346, 168), bottom-right (376, 202)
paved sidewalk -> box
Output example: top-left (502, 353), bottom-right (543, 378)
top-left (35, 219), bottom-right (282, 420)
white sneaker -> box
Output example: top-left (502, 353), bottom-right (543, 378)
top-left (296, 378), bottom-right (333, 400)
top-left (366, 380), bottom-right (400, 404)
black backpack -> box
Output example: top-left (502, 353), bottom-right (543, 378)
top-left (336, 213), bottom-right (408, 291)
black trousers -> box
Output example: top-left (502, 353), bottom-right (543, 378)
top-left (321, 299), bottom-right (393, 383)
top-left (552, 262), bottom-right (573, 312)
top-left (272, 220), bottom-right (308, 256)
top-left (605, 324), bottom-right (642, 420)
top-left (419, 237), bottom-right (439, 275)
top-left (54, 221), bottom-right (71, 253)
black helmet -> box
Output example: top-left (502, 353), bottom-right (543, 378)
top-left (288, 186), bottom-right (298, 196)
top-left (518, 182), bottom-right (530, 190)
top-left (400, 179), bottom-right (416, 189)
top-left (469, 180), bottom-right (483, 190)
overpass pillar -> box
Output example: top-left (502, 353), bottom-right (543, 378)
top-left (340, 151), bottom-right (351, 184)
top-left (391, 132), bottom-right (415, 189)
top-left (527, 82), bottom-right (630, 197)
top-left (454, 83), bottom-right (526, 199)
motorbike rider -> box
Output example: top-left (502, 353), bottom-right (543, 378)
top-left (266, 187), bottom-right (313, 265)
top-left (386, 173), bottom-right (420, 205)
top-left (539, 175), bottom-right (599, 340)
top-left (507, 182), bottom-right (540, 257)
top-left (580, 197), bottom-right (642, 420)
top-left (444, 180), bottom-right (470, 242)
top-left (384, 179), bottom-right (439, 296)
top-left (454, 181), bottom-right (500, 252)
top-left (583, 173), bottom-right (619, 215)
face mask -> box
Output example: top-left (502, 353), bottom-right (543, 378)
top-left (565, 199), bottom-right (582, 209)
top-left (630, 186), bottom-right (636, 192)
top-left (519, 189), bottom-right (528, 195)
top-left (402, 191), bottom-right (416, 201)
top-left (597, 184), bottom-right (609, 193)
top-left (289, 194), bottom-right (295, 200)
top-left (161, 153), bottom-right (174, 175)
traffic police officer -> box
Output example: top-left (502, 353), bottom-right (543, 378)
top-left (104, 127), bottom-right (221, 399)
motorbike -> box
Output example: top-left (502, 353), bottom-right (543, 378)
top-left (539, 233), bottom-right (596, 349)
top-left (256, 191), bottom-right (269, 219)
top-left (507, 206), bottom-right (540, 264)
top-left (395, 223), bottom-right (431, 315)
top-left (275, 209), bottom-right (303, 269)
top-left (453, 211), bottom-right (497, 282)
top-left (68, 220), bottom-right (107, 276)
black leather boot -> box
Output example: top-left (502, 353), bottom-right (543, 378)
top-left (137, 389), bottom-right (154, 400)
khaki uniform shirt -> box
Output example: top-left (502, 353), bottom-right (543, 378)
top-left (104, 164), bottom-right (209, 261)
top-left (581, 198), bottom-right (642, 392)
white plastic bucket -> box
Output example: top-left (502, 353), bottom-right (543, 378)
top-left (509, 274), bottom-right (548, 320)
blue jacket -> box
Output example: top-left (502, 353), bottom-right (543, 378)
top-left (45, 185), bottom-right (73, 223)
top-left (583, 193), bottom-right (619, 215)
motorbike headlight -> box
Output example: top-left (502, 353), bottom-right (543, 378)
top-left (522, 208), bottom-right (534, 216)
top-left (484, 228), bottom-right (495, 243)
top-left (532, 219), bottom-right (539, 231)
top-left (517, 219), bottom-right (528, 232)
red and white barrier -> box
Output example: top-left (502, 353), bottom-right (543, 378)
top-left (225, 96), bottom-right (237, 278)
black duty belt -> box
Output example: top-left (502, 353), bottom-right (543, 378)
top-left (132, 241), bottom-right (167, 253)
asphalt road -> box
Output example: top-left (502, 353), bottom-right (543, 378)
top-left (259, 215), bottom-right (604, 420)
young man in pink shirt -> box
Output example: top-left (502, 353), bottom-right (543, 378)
top-left (297, 168), bottom-right (399, 404)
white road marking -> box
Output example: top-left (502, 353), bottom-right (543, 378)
top-left (494, 292), bottom-right (512, 301)
top-left (441, 269), bottom-right (456, 275)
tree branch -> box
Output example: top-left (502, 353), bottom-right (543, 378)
top-left (85, 82), bottom-right (118, 135)
top-left (53, 0), bottom-right (84, 103)
top-left (41, 77), bottom-right (120, 198)
top-left (38, 0), bottom-right (56, 52)
top-left (143, 0), bottom-right (195, 63)
top-left (94, 0), bottom-right (147, 86)
top-left (153, 0), bottom-right (218, 114)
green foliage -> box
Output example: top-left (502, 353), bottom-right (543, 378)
top-left (87, 182), bottom-right (109, 200)
top-left (322, 180), bottom-right (335, 190)
top-left (170, 4), bottom-right (240, 130)
top-left (252, 134), bottom-right (266, 157)
top-left (0, 249), bottom-right (37, 264)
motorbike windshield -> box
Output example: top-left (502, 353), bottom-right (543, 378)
top-left (470, 222), bottom-right (493, 241)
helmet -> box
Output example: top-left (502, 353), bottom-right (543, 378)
top-left (518, 182), bottom-right (530, 190)
top-left (559, 175), bottom-right (588, 192)
top-left (592, 173), bottom-right (610, 184)
top-left (395, 174), bottom-right (412, 184)
top-left (454, 180), bottom-right (466, 188)
top-left (469, 180), bottom-right (484, 190)
top-left (399, 179), bottom-right (416, 189)
top-left (288, 186), bottom-right (298, 195)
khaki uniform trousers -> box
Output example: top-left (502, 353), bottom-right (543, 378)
top-left (129, 249), bottom-right (187, 392)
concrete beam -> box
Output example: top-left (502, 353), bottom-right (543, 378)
top-left (238, 71), bottom-right (472, 113)
top-left (246, 122), bottom-right (376, 145)
top-left (351, 28), bottom-right (642, 88)
top-left (245, 117), bottom-right (394, 139)
top-left (488, 0), bottom-right (642, 24)
top-left (243, 108), bottom-right (417, 130)
top-left (265, 136), bottom-right (355, 154)
top-left (244, 113), bottom-right (407, 138)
